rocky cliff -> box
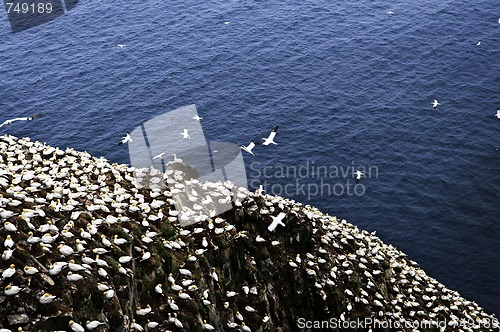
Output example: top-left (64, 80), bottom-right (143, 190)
top-left (0, 135), bottom-right (497, 332)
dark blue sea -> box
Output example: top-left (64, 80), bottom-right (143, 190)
top-left (1, 0), bottom-right (499, 315)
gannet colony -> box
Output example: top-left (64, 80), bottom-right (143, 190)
top-left (0, 135), bottom-right (498, 331)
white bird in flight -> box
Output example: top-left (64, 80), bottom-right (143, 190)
top-left (241, 141), bottom-right (260, 155)
top-left (181, 129), bottom-right (190, 139)
top-left (496, 109), bottom-right (500, 120)
top-left (0, 113), bottom-right (42, 128)
top-left (153, 152), bottom-right (166, 160)
top-left (262, 126), bottom-right (279, 146)
top-left (193, 115), bottom-right (203, 122)
top-left (432, 99), bottom-right (440, 109)
top-left (117, 44), bottom-right (126, 48)
top-left (354, 170), bottom-right (363, 183)
top-left (476, 41), bottom-right (481, 46)
top-left (118, 132), bottom-right (132, 145)
top-left (268, 212), bottom-right (286, 232)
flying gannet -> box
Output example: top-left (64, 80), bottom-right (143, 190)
top-left (0, 113), bottom-right (42, 128)
top-left (268, 212), bottom-right (286, 232)
top-left (354, 170), bottom-right (363, 183)
top-left (118, 132), bottom-right (132, 145)
top-left (181, 129), bottom-right (190, 139)
top-left (432, 99), bottom-right (440, 110)
top-left (152, 152), bottom-right (166, 160)
top-left (241, 141), bottom-right (260, 155)
top-left (262, 126), bottom-right (279, 146)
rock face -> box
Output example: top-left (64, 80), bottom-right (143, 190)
top-left (0, 135), bottom-right (498, 332)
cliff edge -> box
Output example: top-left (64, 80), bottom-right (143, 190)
top-left (0, 135), bottom-right (497, 332)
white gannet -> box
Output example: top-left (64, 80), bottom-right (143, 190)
top-left (4, 235), bottom-right (14, 248)
top-left (476, 41), bottom-right (481, 46)
top-left (227, 322), bottom-right (239, 328)
top-left (268, 212), bottom-right (286, 232)
top-left (141, 251), bottom-right (151, 262)
top-left (178, 290), bottom-right (191, 300)
top-left (241, 322), bottom-right (251, 332)
top-left (39, 292), bottom-right (56, 304)
top-left (58, 244), bottom-right (74, 256)
top-left (256, 184), bottom-right (265, 195)
top-left (432, 99), bottom-right (440, 109)
top-left (68, 260), bottom-right (87, 272)
top-left (152, 152), bottom-right (166, 160)
top-left (179, 268), bottom-right (192, 276)
top-left (4, 284), bottom-right (22, 296)
top-left (81, 254), bottom-right (95, 265)
top-left (24, 266), bottom-right (39, 275)
top-left (97, 283), bottom-right (110, 291)
top-left (69, 320), bottom-right (85, 332)
top-left (26, 232), bottom-right (41, 244)
top-left (226, 290), bottom-right (238, 298)
top-left (103, 289), bottom-right (115, 300)
top-left (4, 222), bottom-right (17, 233)
top-left (354, 170), bottom-right (363, 183)
top-left (95, 256), bottom-right (109, 267)
top-left (136, 304), bottom-right (152, 315)
top-left (262, 126), bottom-right (278, 146)
top-left (98, 267), bottom-right (108, 278)
top-left (182, 279), bottom-right (194, 286)
top-left (180, 129), bottom-right (190, 139)
top-left (147, 320), bottom-right (159, 328)
top-left (48, 262), bottom-right (66, 275)
top-left (240, 141), bottom-right (260, 156)
top-left (171, 153), bottom-right (183, 163)
top-left (496, 109), bottom-right (500, 120)
top-left (0, 113), bottom-right (42, 128)
top-left (193, 115), bottom-right (203, 121)
top-left (130, 319), bottom-right (143, 331)
top-left (67, 271), bottom-right (84, 282)
top-left (171, 282), bottom-right (182, 291)
top-left (168, 297), bottom-right (179, 310)
top-left (245, 305), bottom-right (256, 312)
top-left (211, 268), bottom-right (219, 282)
top-left (119, 255), bottom-right (133, 264)
top-left (86, 320), bottom-right (105, 330)
top-left (203, 320), bottom-right (215, 330)
top-left (118, 132), bottom-right (132, 145)
top-left (113, 235), bottom-right (128, 245)
top-left (2, 264), bottom-right (16, 279)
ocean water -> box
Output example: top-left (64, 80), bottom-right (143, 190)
top-left (1, 0), bottom-right (499, 315)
